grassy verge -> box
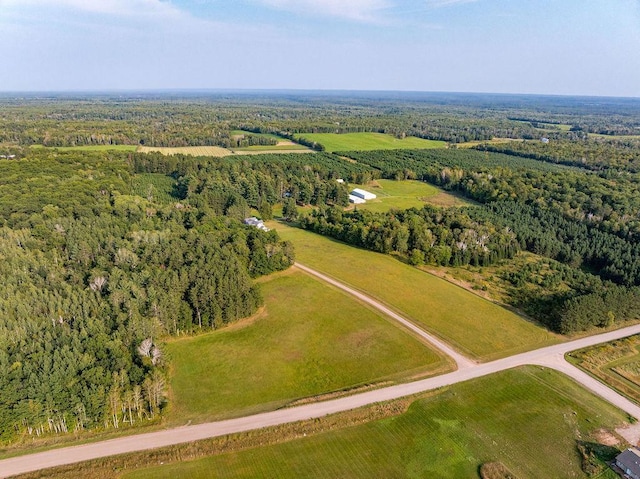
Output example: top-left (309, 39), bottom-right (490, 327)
top-left (271, 223), bottom-right (559, 361)
top-left (164, 269), bottom-right (446, 424)
top-left (22, 367), bottom-right (624, 479)
top-left (294, 132), bottom-right (446, 152)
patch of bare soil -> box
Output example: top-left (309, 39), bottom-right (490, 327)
top-left (593, 428), bottom-right (620, 446)
top-left (616, 423), bottom-right (640, 446)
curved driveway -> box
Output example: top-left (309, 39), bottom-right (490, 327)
top-left (2, 266), bottom-right (640, 478)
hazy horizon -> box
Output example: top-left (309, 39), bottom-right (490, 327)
top-left (1, 0), bottom-right (639, 97)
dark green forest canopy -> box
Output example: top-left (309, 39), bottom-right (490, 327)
top-left (2, 92), bottom-right (640, 444)
top-left (0, 149), bottom-right (296, 443)
top-left (2, 92), bottom-right (639, 147)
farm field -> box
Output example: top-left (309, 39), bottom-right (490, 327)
top-left (348, 179), bottom-right (471, 213)
top-left (165, 270), bottom-right (447, 424)
top-left (271, 223), bottom-right (559, 361)
top-left (125, 366), bottom-right (626, 479)
top-left (137, 145), bottom-right (232, 157)
top-left (294, 132), bottom-right (446, 152)
top-left (568, 334), bottom-right (640, 405)
top-left (31, 144), bottom-right (138, 152)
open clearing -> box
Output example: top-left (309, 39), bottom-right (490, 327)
top-left (568, 334), bottom-right (640, 405)
top-left (348, 179), bottom-right (472, 212)
top-left (137, 145), bottom-right (232, 157)
top-left (125, 367), bottom-right (626, 479)
top-left (165, 270), bottom-right (446, 424)
top-left (272, 223), bottom-right (558, 361)
top-left (294, 132), bottom-right (447, 152)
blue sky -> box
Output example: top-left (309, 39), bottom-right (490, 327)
top-left (0, 0), bottom-right (638, 96)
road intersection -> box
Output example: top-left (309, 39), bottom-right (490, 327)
top-left (2, 263), bottom-right (640, 478)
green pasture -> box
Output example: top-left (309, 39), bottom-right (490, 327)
top-left (294, 132), bottom-right (446, 152)
top-left (165, 270), bottom-right (445, 424)
top-left (348, 179), bottom-right (471, 212)
top-left (30, 144), bottom-right (138, 152)
top-left (126, 366), bottom-right (626, 479)
top-left (272, 223), bottom-right (558, 360)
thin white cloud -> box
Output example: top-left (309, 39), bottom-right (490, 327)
top-left (255, 0), bottom-right (392, 22)
top-left (424, 0), bottom-right (478, 7)
top-left (0, 0), bottom-right (182, 18)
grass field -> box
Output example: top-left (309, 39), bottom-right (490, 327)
top-left (165, 270), bottom-right (446, 424)
top-left (348, 179), bottom-right (472, 213)
top-left (294, 132), bottom-right (447, 152)
top-left (125, 366), bottom-right (626, 479)
top-left (131, 173), bottom-right (177, 204)
top-left (31, 144), bottom-right (138, 152)
top-left (137, 145), bottom-right (232, 157)
top-left (271, 223), bottom-right (558, 360)
top-left (568, 335), bottom-right (640, 405)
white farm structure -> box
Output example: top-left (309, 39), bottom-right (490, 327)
top-left (350, 188), bottom-right (376, 201)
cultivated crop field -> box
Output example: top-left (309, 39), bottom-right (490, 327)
top-left (165, 270), bottom-right (447, 424)
top-left (294, 132), bottom-right (446, 152)
top-left (272, 223), bottom-right (558, 360)
top-left (348, 179), bottom-right (471, 213)
top-left (125, 367), bottom-right (626, 479)
top-left (137, 145), bottom-right (233, 156)
top-left (568, 335), bottom-right (640, 404)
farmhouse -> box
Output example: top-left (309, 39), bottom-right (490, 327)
top-left (615, 448), bottom-right (640, 479)
top-left (351, 188), bottom-right (376, 200)
top-left (348, 194), bottom-right (366, 204)
top-left (243, 217), bottom-right (269, 232)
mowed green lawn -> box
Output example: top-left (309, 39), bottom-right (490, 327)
top-left (126, 366), bottom-right (626, 479)
top-left (348, 179), bottom-right (469, 213)
top-left (294, 132), bottom-right (446, 152)
top-left (272, 223), bottom-right (558, 360)
top-left (165, 270), bottom-right (446, 424)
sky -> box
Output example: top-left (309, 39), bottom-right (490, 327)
top-left (0, 0), bottom-right (639, 96)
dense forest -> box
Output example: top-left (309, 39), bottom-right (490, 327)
top-left (2, 92), bottom-right (640, 443)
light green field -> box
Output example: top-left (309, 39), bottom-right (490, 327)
top-left (348, 179), bottom-right (472, 212)
top-left (165, 270), bottom-right (446, 424)
top-left (31, 144), bottom-right (138, 152)
top-left (126, 366), bottom-right (626, 479)
top-left (294, 132), bottom-right (446, 152)
top-left (271, 223), bottom-right (559, 360)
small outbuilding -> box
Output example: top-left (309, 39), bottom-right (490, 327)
top-left (243, 217), bottom-right (269, 232)
top-left (615, 448), bottom-right (640, 479)
top-left (348, 194), bottom-right (366, 204)
top-left (351, 188), bottom-right (376, 201)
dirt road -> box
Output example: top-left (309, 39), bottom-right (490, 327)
top-left (2, 266), bottom-right (640, 478)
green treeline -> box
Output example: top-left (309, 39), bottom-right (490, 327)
top-left (301, 205), bottom-right (518, 267)
top-left (479, 138), bottom-right (640, 173)
top-left (469, 202), bottom-right (640, 286)
top-left (130, 152), bottom-right (376, 209)
top-left (345, 149), bottom-right (640, 239)
top-left (0, 150), bottom-right (297, 443)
